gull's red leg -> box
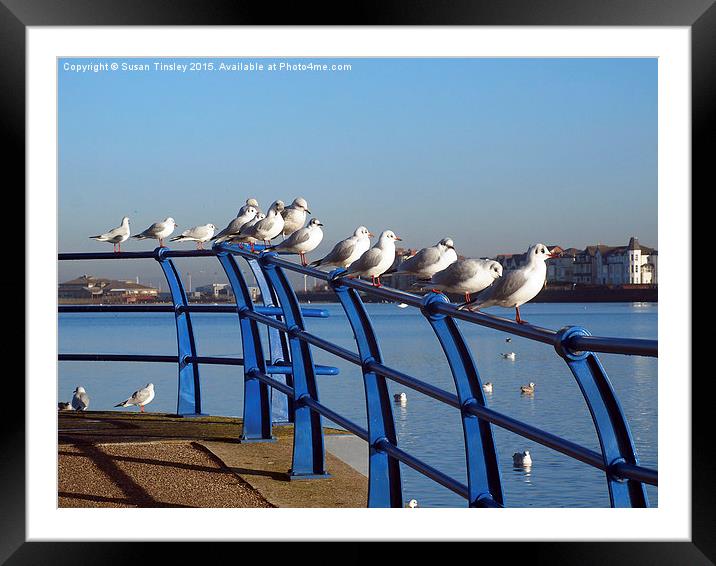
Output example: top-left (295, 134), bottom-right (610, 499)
top-left (515, 306), bottom-right (526, 324)
top-left (376, 276), bottom-right (382, 287)
top-left (465, 292), bottom-right (471, 303)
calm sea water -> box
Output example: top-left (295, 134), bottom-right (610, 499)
top-left (58, 301), bottom-right (657, 508)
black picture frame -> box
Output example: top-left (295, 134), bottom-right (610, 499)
top-left (7, 0), bottom-right (704, 562)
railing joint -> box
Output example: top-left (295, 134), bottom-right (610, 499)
top-left (420, 291), bottom-right (449, 321)
top-left (554, 325), bottom-right (591, 360)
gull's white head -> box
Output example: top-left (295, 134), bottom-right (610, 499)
top-left (407, 499), bottom-right (418, 508)
top-left (207, 224), bottom-right (216, 230)
top-left (246, 198), bottom-right (259, 208)
top-left (487, 260), bottom-right (503, 279)
top-left (354, 226), bottom-right (373, 239)
top-left (308, 218), bottom-right (324, 228)
top-left (379, 230), bottom-right (402, 243)
top-left (528, 243), bottom-right (554, 261)
top-left (165, 217), bottom-right (177, 226)
top-left (270, 200), bottom-right (285, 213)
top-left (438, 238), bottom-right (455, 250)
top-left (74, 386), bottom-right (85, 394)
top-left (243, 206), bottom-right (258, 218)
top-left (254, 213), bottom-right (266, 221)
top-left (121, 216), bottom-right (130, 224)
top-left (292, 197), bottom-right (310, 213)
top-left (146, 383), bottom-right (154, 390)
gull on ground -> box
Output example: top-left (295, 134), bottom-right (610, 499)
top-left (132, 218), bottom-right (177, 247)
top-left (461, 243), bottom-right (556, 324)
top-left (71, 386), bottom-right (89, 411)
top-left (310, 226), bottom-right (373, 269)
top-left (89, 216), bottom-right (130, 252)
top-left (115, 383), bottom-right (155, 413)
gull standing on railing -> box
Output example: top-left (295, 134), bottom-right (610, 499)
top-left (170, 224), bottom-right (217, 249)
top-left (460, 243), bottom-right (556, 324)
top-left (239, 197), bottom-right (261, 216)
top-left (132, 217), bottom-right (177, 248)
top-left (395, 237), bottom-right (458, 279)
top-left (89, 216), bottom-right (130, 253)
top-left (338, 230), bottom-right (402, 287)
top-left (229, 212), bottom-right (266, 247)
top-left (242, 200), bottom-right (285, 249)
top-left (310, 226), bottom-right (373, 269)
top-left (415, 258), bottom-right (502, 303)
top-left (212, 206), bottom-right (258, 243)
top-left (281, 197), bottom-right (311, 237)
top-left (268, 218), bottom-right (324, 265)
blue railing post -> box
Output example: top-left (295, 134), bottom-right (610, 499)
top-left (331, 273), bottom-right (403, 508)
top-left (258, 252), bottom-right (329, 479)
top-left (421, 292), bottom-right (503, 507)
top-left (246, 257), bottom-right (294, 424)
top-left (554, 326), bottom-right (649, 508)
top-left (154, 247), bottom-right (201, 416)
top-left (215, 247), bottom-right (274, 442)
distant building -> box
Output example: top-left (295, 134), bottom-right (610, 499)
top-left (59, 275), bottom-right (159, 302)
top-left (196, 283), bottom-right (233, 298)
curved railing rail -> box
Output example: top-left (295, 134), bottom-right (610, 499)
top-left (58, 243), bottom-right (657, 507)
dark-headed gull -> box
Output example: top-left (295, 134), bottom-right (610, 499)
top-left (513, 450), bottom-right (532, 467)
top-left (115, 383), bottom-right (155, 413)
top-left (132, 218), bottom-right (177, 248)
top-left (462, 243), bottom-right (556, 324)
top-left (213, 206), bottom-right (258, 243)
top-left (396, 238), bottom-right (458, 279)
top-left (417, 258), bottom-right (502, 303)
top-left (268, 218), bottom-right (324, 265)
top-left (71, 386), bottom-right (89, 411)
top-left (520, 382), bottom-right (535, 394)
top-left (339, 230), bottom-right (402, 287)
top-left (89, 216), bottom-right (130, 253)
top-left (281, 197), bottom-right (311, 236)
top-left (310, 226), bottom-right (373, 269)
top-left (170, 224), bottom-right (216, 249)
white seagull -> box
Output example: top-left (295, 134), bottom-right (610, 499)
top-left (239, 198), bottom-right (261, 216)
top-left (281, 197), bottom-right (311, 236)
top-left (132, 218), bottom-right (178, 248)
top-left (115, 383), bottom-right (155, 413)
top-left (310, 226), bottom-right (373, 269)
top-left (482, 382), bottom-right (493, 393)
top-left (501, 352), bottom-right (516, 360)
top-left (462, 243), bottom-right (556, 324)
top-left (71, 386), bottom-right (90, 411)
top-left (339, 230), bottom-right (402, 287)
top-left (396, 238), bottom-right (458, 279)
top-left (58, 402), bottom-right (72, 411)
top-left (406, 499), bottom-right (419, 508)
top-left (513, 450), bottom-right (532, 467)
top-left (416, 259), bottom-right (502, 303)
top-left (269, 218), bottom-right (324, 265)
top-left (89, 216), bottom-right (131, 253)
top-left (170, 224), bottom-right (216, 249)
top-left (212, 206), bottom-right (258, 243)
top-left (230, 212), bottom-right (267, 246)
top-left (394, 392), bottom-right (407, 403)
top-left (241, 200), bottom-right (285, 249)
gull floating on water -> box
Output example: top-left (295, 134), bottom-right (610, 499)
top-left (71, 386), bottom-right (89, 411)
top-left (396, 238), bottom-right (458, 280)
top-left (461, 243), bottom-right (556, 324)
top-left (513, 450), bottom-right (532, 467)
top-left (132, 217), bottom-right (177, 248)
top-left (89, 216), bottom-right (131, 253)
top-left (417, 258), bottom-right (502, 303)
top-left (212, 206), bottom-right (258, 243)
top-left (339, 230), bottom-right (402, 287)
top-left (281, 197), bottom-right (311, 236)
top-left (482, 382), bottom-right (493, 393)
top-left (115, 383), bottom-right (155, 413)
top-left (170, 224), bottom-right (216, 249)
top-left (394, 392), bottom-right (407, 403)
top-left (520, 382), bottom-right (535, 394)
top-left (310, 226), bottom-right (373, 269)
top-left (502, 352), bottom-right (516, 360)
top-left (406, 499), bottom-right (419, 508)
top-left (268, 218), bottom-right (324, 265)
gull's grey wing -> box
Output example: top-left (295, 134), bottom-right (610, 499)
top-left (129, 387), bottom-right (151, 404)
top-left (135, 222), bottom-right (161, 238)
top-left (279, 228), bottom-right (311, 248)
top-left (398, 246), bottom-right (441, 274)
top-left (322, 238), bottom-right (355, 264)
top-left (476, 268), bottom-right (528, 304)
top-left (431, 259), bottom-right (479, 286)
top-left (346, 248), bottom-right (382, 274)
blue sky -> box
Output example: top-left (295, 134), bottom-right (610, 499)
top-left (58, 57), bottom-right (657, 288)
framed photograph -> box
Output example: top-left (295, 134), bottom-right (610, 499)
top-left (10, 0), bottom-right (704, 562)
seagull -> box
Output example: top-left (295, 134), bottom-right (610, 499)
top-left (310, 226), bottom-right (373, 269)
top-left (338, 230), bottom-right (402, 287)
top-left (170, 224), bottom-right (216, 249)
top-left (506, 338), bottom-right (512, 343)
top-left (239, 198), bottom-right (261, 216)
top-left (396, 238), bottom-right (458, 279)
top-left (520, 382), bottom-right (535, 394)
top-left (281, 197), bottom-right (311, 236)
top-left (268, 218), bottom-right (324, 265)
top-left (406, 499), bottom-right (419, 508)
top-left (230, 212), bottom-right (266, 246)
top-left (394, 392), bottom-right (407, 403)
top-left (115, 383), bottom-right (155, 413)
top-left (513, 450), bottom-right (532, 467)
top-left (89, 216), bottom-right (130, 252)
top-left (501, 352), bottom-right (516, 360)
top-left (416, 259), bottom-right (502, 303)
top-left (212, 206), bottom-right (258, 243)
top-left (71, 386), bottom-right (89, 411)
top-left (482, 382), bottom-right (493, 393)
top-left (132, 218), bottom-right (177, 247)
top-left (58, 401), bottom-right (72, 411)
top-left (461, 243), bottom-right (556, 324)
top-left (241, 200), bottom-right (285, 249)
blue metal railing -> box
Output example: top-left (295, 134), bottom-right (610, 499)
top-left (58, 243), bottom-right (658, 507)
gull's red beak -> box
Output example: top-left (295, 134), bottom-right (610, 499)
top-left (395, 236), bottom-right (403, 241)
top-left (368, 232), bottom-right (375, 238)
